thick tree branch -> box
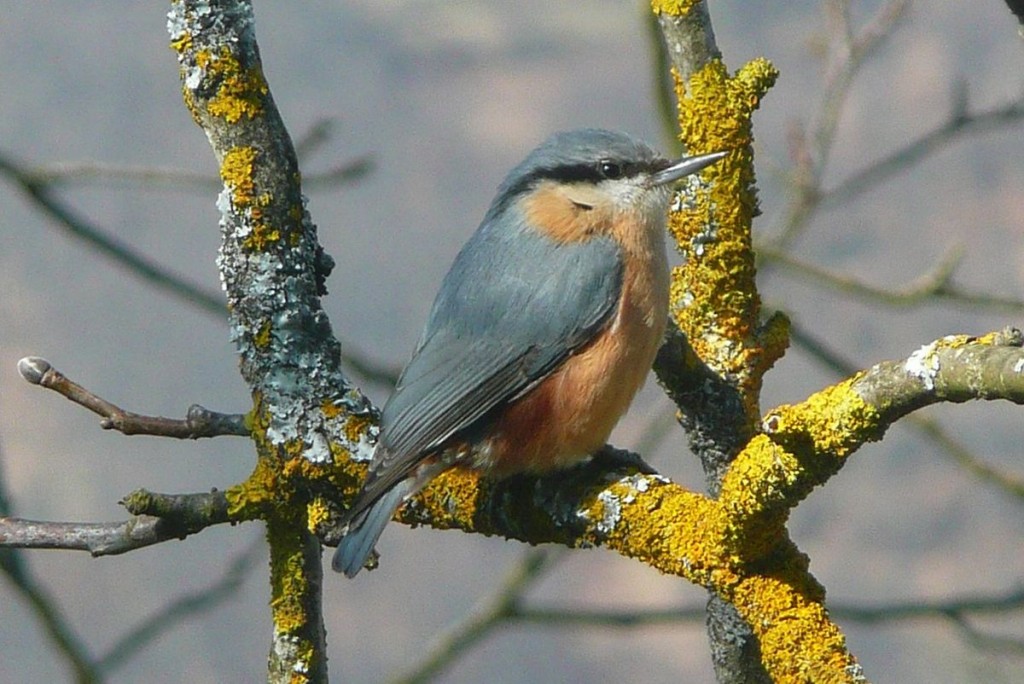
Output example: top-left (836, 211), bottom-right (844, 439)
top-left (789, 320), bottom-right (1024, 502)
top-left (167, 1), bottom-right (374, 680)
top-left (752, 328), bottom-right (1024, 521)
top-left (653, 2), bottom-right (783, 681)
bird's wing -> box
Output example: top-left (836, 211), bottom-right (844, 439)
top-left (346, 218), bottom-right (624, 519)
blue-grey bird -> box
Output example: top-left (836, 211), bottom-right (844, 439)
top-left (333, 129), bottom-right (726, 577)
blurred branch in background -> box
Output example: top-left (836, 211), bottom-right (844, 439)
top-left (0, 122), bottom-right (398, 388)
top-left (760, 245), bottom-right (1024, 313)
top-left (389, 549), bottom-right (565, 684)
top-left (95, 538), bottom-right (265, 675)
top-left (388, 546), bottom-right (1024, 683)
top-left (0, 444), bottom-right (101, 684)
top-left (818, 90), bottom-right (1024, 209)
top-left (21, 154), bottom-right (373, 194)
top-left (18, 117), bottom-right (374, 194)
top-left (0, 150), bottom-right (225, 318)
top-left (769, 0), bottom-right (911, 250)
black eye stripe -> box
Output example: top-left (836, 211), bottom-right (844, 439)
top-left (495, 157), bottom-right (656, 213)
top-left (527, 159), bottom-right (643, 186)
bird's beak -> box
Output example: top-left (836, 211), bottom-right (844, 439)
top-left (651, 150), bottom-right (728, 186)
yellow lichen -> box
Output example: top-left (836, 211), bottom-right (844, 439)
top-left (650, 0), bottom-right (701, 15)
top-left (719, 434), bottom-right (801, 514)
top-left (343, 414), bottom-right (372, 444)
top-left (409, 468), bottom-right (484, 531)
top-left (732, 574), bottom-right (859, 683)
top-left (757, 311), bottom-right (792, 375)
top-left (306, 497), bottom-right (332, 534)
top-left (225, 456), bottom-right (282, 519)
top-left (268, 516), bottom-right (309, 635)
top-left (220, 146), bottom-right (257, 207)
top-left (169, 32), bottom-right (192, 55)
top-left (577, 477), bottom-right (729, 583)
top-left (668, 58), bottom-right (778, 418)
top-left (254, 320), bottom-right (273, 349)
top-left (320, 400), bottom-right (343, 420)
top-left (242, 222), bottom-right (282, 251)
top-left (179, 83), bottom-right (202, 126)
top-left (766, 376), bottom-right (883, 460)
top-left (203, 47), bottom-right (267, 123)
top-left (939, 333), bottom-right (979, 348)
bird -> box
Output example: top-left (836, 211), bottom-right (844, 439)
top-left (333, 129), bottom-right (727, 577)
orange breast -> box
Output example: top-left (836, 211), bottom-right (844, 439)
top-left (473, 213), bottom-right (669, 476)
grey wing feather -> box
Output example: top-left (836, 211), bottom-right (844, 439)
top-left (343, 211), bottom-right (624, 521)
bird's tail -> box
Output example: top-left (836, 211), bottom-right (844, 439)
top-left (332, 477), bottom-right (415, 578)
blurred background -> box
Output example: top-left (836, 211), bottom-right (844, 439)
top-left (1, 2), bottom-right (1022, 682)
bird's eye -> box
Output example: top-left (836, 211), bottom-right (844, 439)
top-left (598, 160), bottom-right (622, 180)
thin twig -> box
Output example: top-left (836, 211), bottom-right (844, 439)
top-left (2, 149), bottom-right (390, 385)
top-left (0, 490), bottom-right (231, 555)
top-left (505, 584), bottom-right (1024, 628)
top-left (1, 515), bottom-right (201, 556)
top-left (338, 345), bottom-right (401, 388)
top-left (909, 416), bottom-right (1024, 501)
top-left (3, 566), bottom-right (103, 683)
top-left (294, 118), bottom-right (336, 159)
top-left (17, 357), bottom-right (249, 439)
top-left (945, 612), bottom-right (1024, 656)
top-left (0, 443), bottom-right (103, 683)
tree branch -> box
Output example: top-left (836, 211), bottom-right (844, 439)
top-left (789, 320), bottom-right (1024, 502)
top-left (1, 488), bottom-right (231, 556)
top-left (762, 245), bottom-right (1024, 315)
top-left (0, 142), bottom-right (391, 386)
top-left (17, 357), bottom-right (249, 438)
top-left (167, 1), bottom-right (376, 680)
